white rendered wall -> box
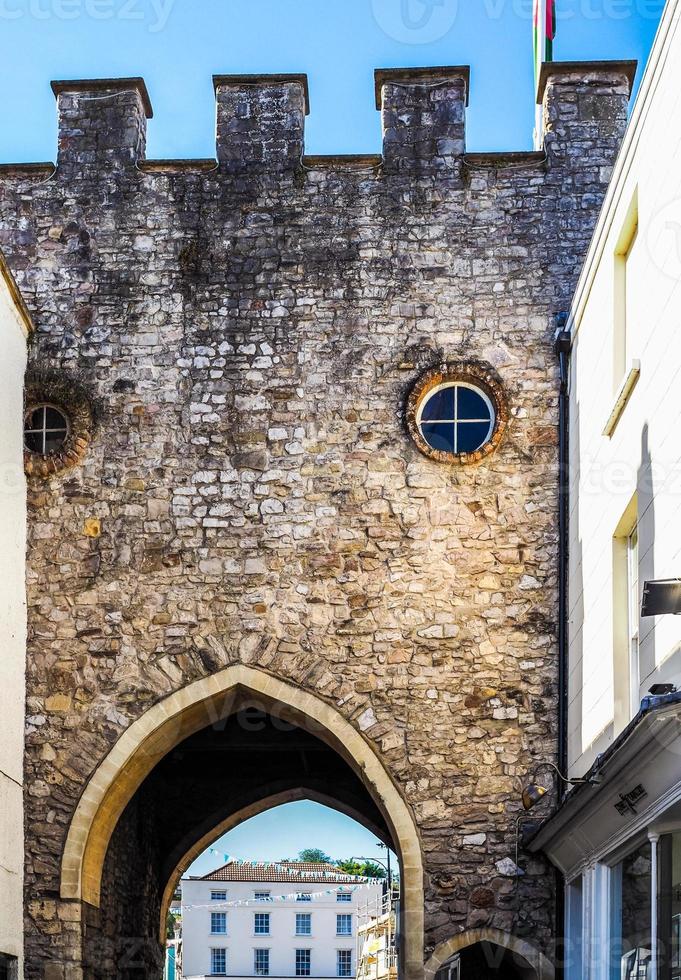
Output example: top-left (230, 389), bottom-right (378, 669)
top-left (0, 258), bottom-right (29, 973)
top-left (181, 878), bottom-right (383, 980)
top-left (567, 1), bottom-right (681, 774)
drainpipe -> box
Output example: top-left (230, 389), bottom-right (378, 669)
top-left (555, 319), bottom-right (571, 980)
top-left (555, 321), bottom-right (571, 792)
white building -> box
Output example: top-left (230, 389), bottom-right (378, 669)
top-left (530, 2), bottom-right (681, 976)
top-left (181, 861), bottom-right (384, 980)
top-left (0, 251), bottom-right (31, 978)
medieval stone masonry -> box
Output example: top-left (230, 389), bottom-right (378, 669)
top-left (0, 62), bottom-right (633, 980)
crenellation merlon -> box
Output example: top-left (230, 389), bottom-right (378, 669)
top-left (213, 74), bottom-right (308, 173)
top-left (537, 60), bottom-right (637, 169)
top-left (51, 77), bottom-right (151, 173)
top-left (375, 66), bottom-right (469, 178)
top-left (0, 63), bottom-right (636, 180)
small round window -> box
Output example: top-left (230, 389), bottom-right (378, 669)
top-left (24, 404), bottom-right (70, 456)
top-left (417, 382), bottom-right (495, 455)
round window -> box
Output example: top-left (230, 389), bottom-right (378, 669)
top-left (417, 382), bottom-right (495, 455)
top-left (406, 364), bottom-right (507, 463)
top-left (24, 404), bottom-right (70, 456)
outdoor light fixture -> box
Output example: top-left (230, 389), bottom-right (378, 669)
top-left (521, 762), bottom-right (600, 811)
top-left (648, 683), bottom-right (677, 696)
top-left (641, 579), bottom-right (681, 617)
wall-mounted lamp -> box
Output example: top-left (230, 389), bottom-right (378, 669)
top-left (521, 761), bottom-right (600, 811)
top-left (641, 579), bottom-right (681, 617)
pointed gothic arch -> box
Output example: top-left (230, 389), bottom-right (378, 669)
top-left (60, 664), bottom-right (424, 980)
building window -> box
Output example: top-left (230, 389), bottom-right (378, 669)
top-left (24, 404), bottom-right (70, 456)
top-left (296, 893), bottom-right (312, 902)
top-left (254, 891), bottom-right (271, 902)
top-left (295, 949), bottom-right (311, 977)
top-left (296, 913), bottom-right (312, 936)
top-left (337, 950), bottom-right (352, 978)
top-left (254, 912), bottom-right (270, 935)
top-left (613, 188), bottom-right (639, 391)
top-left (406, 364), bottom-right (507, 464)
top-left (211, 948), bottom-right (227, 976)
top-left (417, 382), bottom-right (494, 456)
top-left (609, 840), bottom-right (651, 978)
top-left (337, 890), bottom-right (352, 903)
top-left (211, 890), bottom-right (227, 902)
top-left (565, 876), bottom-right (583, 980)
top-left (613, 499), bottom-right (640, 733)
top-left (211, 912), bottom-right (227, 935)
top-left (254, 949), bottom-right (270, 976)
top-left (336, 914), bottom-right (352, 936)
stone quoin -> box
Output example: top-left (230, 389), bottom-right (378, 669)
top-left (0, 61), bottom-right (634, 980)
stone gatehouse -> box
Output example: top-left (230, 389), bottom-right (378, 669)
top-left (0, 61), bottom-right (633, 980)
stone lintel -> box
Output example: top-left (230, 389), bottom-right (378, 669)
top-left (536, 59), bottom-right (637, 103)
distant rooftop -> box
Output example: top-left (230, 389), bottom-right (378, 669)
top-left (196, 860), bottom-right (368, 884)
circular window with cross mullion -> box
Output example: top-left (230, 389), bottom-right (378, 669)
top-left (406, 363), bottom-right (508, 464)
top-left (24, 404), bottom-right (70, 456)
top-left (417, 382), bottom-right (495, 455)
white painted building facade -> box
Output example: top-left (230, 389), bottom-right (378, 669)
top-left (0, 252), bottom-right (31, 979)
top-left (181, 862), bottom-right (383, 980)
top-left (530, 2), bottom-right (681, 977)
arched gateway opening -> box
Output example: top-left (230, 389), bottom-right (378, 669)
top-left (61, 666), bottom-right (423, 980)
top-left (425, 930), bottom-right (555, 980)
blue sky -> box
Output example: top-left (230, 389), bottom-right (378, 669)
top-left (185, 801), bottom-right (397, 879)
top-left (0, 0), bottom-right (663, 162)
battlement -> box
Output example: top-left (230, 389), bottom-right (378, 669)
top-left (0, 61), bottom-right (636, 178)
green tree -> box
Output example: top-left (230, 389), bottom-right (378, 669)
top-left (335, 858), bottom-right (386, 879)
top-left (298, 848), bottom-right (332, 864)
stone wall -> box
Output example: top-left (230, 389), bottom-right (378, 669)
top-left (0, 63), bottom-right (632, 978)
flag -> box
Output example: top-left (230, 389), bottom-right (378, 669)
top-left (533, 0), bottom-right (556, 90)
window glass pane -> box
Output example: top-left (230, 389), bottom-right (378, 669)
top-left (658, 832), bottom-right (681, 977)
top-left (211, 912), bottom-right (227, 934)
top-left (337, 914), bottom-right (352, 935)
top-left (610, 841), bottom-right (651, 978)
top-left (211, 948), bottom-right (226, 975)
top-left (456, 421), bottom-right (492, 454)
top-left (45, 407), bottom-right (68, 430)
top-left (337, 950), bottom-right (352, 977)
top-left (296, 913), bottom-right (311, 935)
top-left (211, 891), bottom-right (227, 901)
top-left (254, 913), bottom-right (270, 934)
top-left (337, 891), bottom-right (352, 902)
top-left (420, 422), bottom-right (456, 453)
top-left (456, 386), bottom-right (491, 421)
top-left (421, 387), bottom-right (455, 421)
top-left (296, 950), bottom-right (311, 976)
top-left (255, 949), bottom-right (270, 976)
top-left (24, 431), bottom-right (44, 454)
top-left (25, 407), bottom-right (45, 431)
top-left (296, 893), bottom-right (312, 902)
